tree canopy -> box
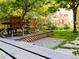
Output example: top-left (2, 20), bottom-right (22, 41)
top-left (0, 0), bottom-right (57, 18)
top-left (0, 0), bottom-right (79, 32)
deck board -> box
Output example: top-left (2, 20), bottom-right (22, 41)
top-left (0, 38), bottom-right (79, 59)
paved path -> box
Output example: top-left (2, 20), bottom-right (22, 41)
top-left (55, 40), bottom-right (79, 57)
top-left (55, 48), bottom-right (79, 57)
top-left (32, 37), bottom-right (79, 57)
top-left (32, 37), bottom-right (63, 48)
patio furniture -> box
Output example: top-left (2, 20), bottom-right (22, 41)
top-left (0, 28), bottom-right (6, 37)
top-left (1, 22), bottom-right (11, 35)
top-left (28, 19), bottom-right (38, 33)
top-left (7, 16), bottom-right (24, 38)
top-left (0, 21), bottom-right (11, 37)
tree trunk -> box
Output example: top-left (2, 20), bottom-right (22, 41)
top-left (21, 8), bottom-right (32, 20)
top-left (73, 7), bottom-right (77, 33)
top-left (21, 10), bottom-right (27, 20)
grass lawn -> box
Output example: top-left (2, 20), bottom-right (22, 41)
top-left (50, 29), bottom-right (79, 49)
top-left (50, 30), bottom-right (79, 40)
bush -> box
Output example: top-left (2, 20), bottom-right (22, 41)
top-left (58, 27), bottom-right (64, 30)
top-left (52, 25), bottom-right (58, 30)
top-left (72, 50), bottom-right (79, 56)
top-left (48, 25), bottom-right (58, 30)
top-left (64, 24), bottom-right (70, 29)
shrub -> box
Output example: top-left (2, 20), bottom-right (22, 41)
top-left (50, 25), bottom-right (58, 30)
top-left (64, 24), bottom-right (70, 29)
top-left (52, 25), bottom-right (57, 30)
top-left (72, 50), bottom-right (79, 56)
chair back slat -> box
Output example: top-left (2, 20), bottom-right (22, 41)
top-left (9, 16), bottom-right (22, 29)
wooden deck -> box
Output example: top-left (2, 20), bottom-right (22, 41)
top-left (0, 38), bottom-right (78, 59)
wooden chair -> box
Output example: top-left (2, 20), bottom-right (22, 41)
top-left (28, 19), bottom-right (38, 33)
top-left (7, 16), bottom-right (24, 38)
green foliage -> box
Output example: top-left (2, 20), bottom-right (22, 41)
top-left (0, 0), bottom-right (55, 20)
top-left (48, 0), bottom-right (59, 13)
top-left (60, 46), bottom-right (79, 49)
top-left (63, 24), bottom-right (71, 29)
top-left (0, 0), bottom-right (79, 33)
top-left (49, 25), bottom-right (57, 30)
top-left (72, 50), bottom-right (79, 56)
top-left (51, 30), bottom-right (78, 39)
top-left (0, 0), bottom-right (16, 18)
top-left (0, 0), bottom-right (79, 18)
top-left (55, 0), bottom-right (79, 9)
top-left (51, 30), bottom-right (79, 49)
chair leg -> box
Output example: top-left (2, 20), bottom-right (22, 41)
top-left (0, 29), bottom-right (6, 37)
top-left (12, 30), bottom-right (14, 39)
top-left (22, 28), bottom-right (24, 36)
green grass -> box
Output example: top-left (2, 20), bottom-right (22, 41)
top-left (60, 46), bottom-right (79, 50)
top-left (50, 29), bottom-right (79, 49)
top-left (50, 30), bottom-right (79, 39)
